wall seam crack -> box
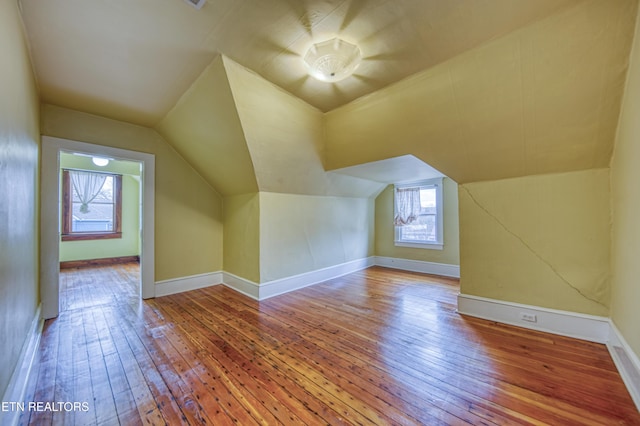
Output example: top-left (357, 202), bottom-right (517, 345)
top-left (462, 187), bottom-right (607, 310)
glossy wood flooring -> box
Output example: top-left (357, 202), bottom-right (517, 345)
top-left (21, 264), bottom-right (640, 425)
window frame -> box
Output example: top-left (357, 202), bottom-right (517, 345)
top-left (394, 177), bottom-right (444, 250)
top-left (61, 169), bottom-right (123, 241)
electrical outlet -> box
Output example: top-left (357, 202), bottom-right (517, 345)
top-left (520, 312), bottom-right (537, 323)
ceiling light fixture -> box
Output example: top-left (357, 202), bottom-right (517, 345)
top-left (184, 0), bottom-right (206, 10)
top-left (304, 38), bottom-right (361, 83)
top-left (92, 157), bottom-right (110, 167)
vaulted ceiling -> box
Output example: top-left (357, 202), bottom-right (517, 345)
top-left (21, 0), bottom-right (581, 126)
top-left (19, 0), bottom-right (639, 194)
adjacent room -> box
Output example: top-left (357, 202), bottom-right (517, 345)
top-left (2, 0), bottom-right (640, 424)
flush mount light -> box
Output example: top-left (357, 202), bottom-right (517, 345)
top-left (303, 38), bottom-right (361, 83)
top-left (92, 157), bottom-right (110, 167)
top-left (184, 0), bottom-right (206, 9)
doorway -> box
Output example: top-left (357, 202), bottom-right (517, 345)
top-left (41, 136), bottom-right (155, 319)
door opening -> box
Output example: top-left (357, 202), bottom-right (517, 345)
top-left (41, 136), bottom-right (155, 319)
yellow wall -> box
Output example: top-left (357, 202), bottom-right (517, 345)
top-left (0, 0), bottom-right (41, 398)
top-left (259, 193), bottom-right (374, 282)
top-left (223, 192), bottom-right (373, 285)
top-left (41, 104), bottom-right (224, 281)
top-left (610, 4), bottom-right (640, 359)
top-left (156, 55), bottom-right (258, 196)
top-left (212, 58), bottom-right (381, 284)
top-left (375, 178), bottom-right (460, 266)
top-left (223, 193), bottom-right (260, 283)
top-left (459, 169), bottom-right (611, 316)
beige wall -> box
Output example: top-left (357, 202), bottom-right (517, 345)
top-left (41, 104), bottom-right (224, 281)
top-left (223, 193), bottom-right (261, 283)
top-left (610, 4), bottom-right (640, 359)
top-left (375, 178), bottom-right (460, 266)
top-left (459, 169), bottom-right (611, 316)
top-left (259, 193), bottom-right (374, 282)
top-left (0, 0), bottom-right (41, 398)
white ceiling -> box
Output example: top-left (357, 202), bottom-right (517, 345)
top-left (330, 155), bottom-right (444, 184)
top-left (19, 0), bottom-right (582, 126)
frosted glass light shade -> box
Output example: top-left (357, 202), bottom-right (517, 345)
top-left (92, 157), bottom-right (109, 166)
top-left (304, 38), bottom-right (361, 83)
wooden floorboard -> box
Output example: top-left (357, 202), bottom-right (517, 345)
top-left (19, 263), bottom-right (640, 425)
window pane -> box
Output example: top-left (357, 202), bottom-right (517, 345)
top-left (399, 214), bottom-right (437, 242)
top-left (398, 187), bottom-right (437, 242)
top-left (419, 187), bottom-right (436, 209)
top-left (71, 174), bottom-right (114, 232)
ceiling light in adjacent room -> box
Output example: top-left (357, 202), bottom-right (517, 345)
top-left (184, 0), bottom-right (206, 9)
top-left (92, 157), bottom-right (110, 167)
top-left (304, 38), bottom-right (361, 83)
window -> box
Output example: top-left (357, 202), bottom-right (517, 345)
top-left (394, 178), bottom-right (443, 250)
top-left (62, 169), bottom-right (122, 241)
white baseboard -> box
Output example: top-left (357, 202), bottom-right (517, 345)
top-left (222, 257), bottom-right (376, 301)
top-left (157, 257), bottom-right (457, 300)
top-left (1, 305), bottom-right (43, 426)
top-left (374, 256), bottom-right (460, 278)
top-left (155, 271), bottom-right (223, 297)
top-left (259, 257), bottom-right (376, 300)
top-left (457, 294), bottom-right (610, 343)
top-left (222, 272), bottom-right (260, 300)
top-left (607, 321), bottom-right (640, 411)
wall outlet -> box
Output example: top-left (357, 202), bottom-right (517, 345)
top-left (520, 312), bottom-right (537, 323)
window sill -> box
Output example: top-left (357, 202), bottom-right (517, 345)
top-left (62, 232), bottom-right (122, 242)
top-left (394, 241), bottom-right (443, 250)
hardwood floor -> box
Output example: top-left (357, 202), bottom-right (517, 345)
top-left (20, 264), bottom-right (640, 425)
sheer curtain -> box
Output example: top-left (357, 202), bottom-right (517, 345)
top-left (394, 187), bottom-right (421, 226)
top-left (71, 171), bottom-right (107, 213)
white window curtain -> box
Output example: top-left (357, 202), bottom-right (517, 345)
top-left (71, 171), bottom-right (107, 213)
top-left (394, 187), bottom-right (421, 226)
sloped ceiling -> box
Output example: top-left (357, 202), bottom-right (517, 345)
top-left (19, 0), bottom-right (638, 192)
top-left (221, 56), bottom-right (384, 197)
top-left (156, 55), bottom-right (258, 196)
top-left (157, 55), bottom-right (385, 197)
top-left (20, 0), bottom-right (581, 125)
top-left (325, 0), bottom-right (638, 184)
top-left (331, 155), bottom-right (444, 184)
